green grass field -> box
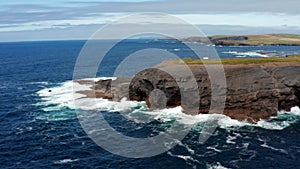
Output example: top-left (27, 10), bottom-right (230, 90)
top-left (180, 54), bottom-right (300, 65)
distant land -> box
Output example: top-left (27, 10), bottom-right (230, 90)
top-left (180, 34), bottom-right (300, 46)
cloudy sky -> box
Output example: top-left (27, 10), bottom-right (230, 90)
top-left (0, 0), bottom-right (300, 41)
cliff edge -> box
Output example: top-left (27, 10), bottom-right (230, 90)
top-left (78, 61), bottom-right (300, 123)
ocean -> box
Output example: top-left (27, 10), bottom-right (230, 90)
top-left (1, 40), bottom-right (300, 169)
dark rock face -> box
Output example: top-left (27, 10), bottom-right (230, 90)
top-left (181, 36), bottom-right (249, 45)
top-left (210, 36), bottom-right (249, 46)
top-left (129, 68), bottom-right (181, 109)
top-left (88, 62), bottom-right (300, 122)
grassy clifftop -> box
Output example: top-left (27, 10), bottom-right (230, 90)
top-left (210, 34), bottom-right (300, 46)
top-left (179, 54), bottom-right (300, 65)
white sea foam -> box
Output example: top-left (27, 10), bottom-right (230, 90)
top-left (223, 51), bottom-right (270, 58)
top-left (279, 106), bottom-right (300, 116)
top-left (226, 132), bottom-right (241, 144)
top-left (53, 159), bottom-right (78, 164)
top-left (27, 81), bottom-right (50, 85)
top-left (223, 51), bottom-right (238, 54)
top-left (207, 162), bottom-right (230, 169)
top-left (260, 140), bottom-right (288, 154)
top-left (36, 79), bottom-right (300, 130)
top-left (167, 151), bottom-right (200, 167)
top-left (36, 81), bottom-right (81, 111)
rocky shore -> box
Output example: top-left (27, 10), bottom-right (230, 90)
top-left (77, 61), bottom-right (300, 123)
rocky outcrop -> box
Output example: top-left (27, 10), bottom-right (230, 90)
top-left (210, 36), bottom-right (249, 46)
top-left (79, 62), bottom-right (300, 123)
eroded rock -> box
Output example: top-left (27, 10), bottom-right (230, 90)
top-left (79, 62), bottom-right (300, 123)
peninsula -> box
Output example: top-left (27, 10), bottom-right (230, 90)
top-left (77, 56), bottom-right (300, 123)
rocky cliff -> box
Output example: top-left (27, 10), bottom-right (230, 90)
top-left (78, 62), bottom-right (300, 123)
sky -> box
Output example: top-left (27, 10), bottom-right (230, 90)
top-left (0, 0), bottom-right (300, 41)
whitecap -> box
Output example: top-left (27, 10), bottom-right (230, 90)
top-left (282, 106), bottom-right (300, 116)
top-left (259, 137), bottom-right (288, 154)
top-left (207, 162), bottom-right (230, 169)
top-left (27, 81), bottom-right (49, 85)
top-left (167, 151), bottom-right (200, 165)
top-left (207, 146), bottom-right (222, 153)
top-left (53, 159), bottom-right (78, 164)
top-left (223, 51), bottom-right (270, 57)
top-left (223, 51), bottom-right (238, 54)
top-left (226, 132), bottom-right (240, 144)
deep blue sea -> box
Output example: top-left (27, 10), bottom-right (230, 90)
top-left (1, 40), bottom-right (300, 169)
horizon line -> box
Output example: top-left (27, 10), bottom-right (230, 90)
top-left (1, 33), bottom-right (300, 43)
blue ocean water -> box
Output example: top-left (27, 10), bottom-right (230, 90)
top-left (1, 40), bottom-right (300, 169)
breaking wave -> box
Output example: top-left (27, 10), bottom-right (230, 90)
top-left (223, 51), bottom-right (275, 58)
top-left (35, 79), bottom-right (300, 131)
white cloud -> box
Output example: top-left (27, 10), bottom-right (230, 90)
top-left (174, 13), bottom-right (300, 27)
top-left (0, 13), bottom-right (125, 32)
top-left (1, 0), bottom-right (300, 41)
top-left (1, 12), bottom-right (299, 32)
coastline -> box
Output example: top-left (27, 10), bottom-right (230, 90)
top-left (76, 58), bottom-right (300, 123)
top-left (180, 34), bottom-right (300, 46)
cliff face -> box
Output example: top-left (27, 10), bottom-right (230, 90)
top-left (84, 62), bottom-right (300, 123)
